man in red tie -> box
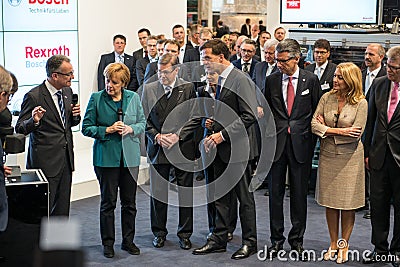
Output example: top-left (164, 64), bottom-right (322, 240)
top-left (264, 39), bottom-right (322, 261)
top-left (363, 45), bottom-right (400, 267)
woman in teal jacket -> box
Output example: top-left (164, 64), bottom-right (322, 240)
top-left (82, 62), bottom-right (145, 258)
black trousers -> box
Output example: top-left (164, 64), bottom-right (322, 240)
top-left (47, 158), bottom-right (72, 217)
top-left (208, 155), bottom-right (257, 247)
top-left (205, 165), bottom-right (237, 234)
top-left (370, 149), bottom-right (400, 254)
top-left (94, 166), bottom-right (138, 246)
top-left (269, 137), bottom-right (309, 247)
top-left (150, 164), bottom-right (193, 238)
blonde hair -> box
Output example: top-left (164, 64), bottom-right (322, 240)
top-left (103, 62), bottom-right (130, 87)
top-left (0, 65), bottom-right (12, 94)
top-left (331, 62), bottom-right (365, 105)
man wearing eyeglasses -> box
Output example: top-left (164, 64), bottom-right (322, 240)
top-left (363, 45), bottom-right (400, 267)
top-left (305, 39), bottom-right (337, 93)
top-left (232, 39), bottom-right (259, 78)
top-left (264, 39), bottom-right (322, 261)
top-left (15, 55), bottom-right (81, 217)
top-left (141, 53), bottom-right (199, 251)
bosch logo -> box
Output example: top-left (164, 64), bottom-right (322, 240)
top-left (29, 0), bottom-right (69, 4)
top-left (8, 0), bottom-right (22, 7)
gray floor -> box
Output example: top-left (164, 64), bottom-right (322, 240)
top-left (69, 181), bottom-right (392, 267)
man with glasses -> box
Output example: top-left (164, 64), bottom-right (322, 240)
top-left (264, 39), bottom-right (321, 261)
top-left (16, 55), bottom-right (81, 217)
top-left (305, 39), bottom-right (337, 93)
top-left (97, 34), bottom-right (138, 91)
top-left (141, 53), bottom-right (199, 250)
top-left (363, 46), bottom-right (400, 267)
top-left (232, 39), bottom-right (259, 78)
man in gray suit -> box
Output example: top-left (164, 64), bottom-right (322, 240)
top-left (16, 55), bottom-right (81, 216)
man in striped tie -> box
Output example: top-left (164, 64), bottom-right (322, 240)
top-left (16, 55), bottom-right (81, 217)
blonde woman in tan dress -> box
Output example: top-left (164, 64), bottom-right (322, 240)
top-left (311, 62), bottom-right (368, 264)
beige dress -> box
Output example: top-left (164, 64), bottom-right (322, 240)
top-left (311, 92), bottom-right (368, 210)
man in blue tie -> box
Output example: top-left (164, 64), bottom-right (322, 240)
top-left (16, 55), bottom-right (81, 216)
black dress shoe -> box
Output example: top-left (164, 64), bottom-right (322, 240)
top-left (227, 232), bottom-right (233, 242)
top-left (192, 240), bottom-right (226, 255)
top-left (291, 244), bottom-right (308, 261)
top-left (121, 242), bottom-right (140, 255)
top-left (231, 244), bottom-right (257, 260)
top-left (363, 210), bottom-right (371, 219)
top-left (178, 237), bottom-right (192, 250)
top-left (362, 250), bottom-right (387, 264)
top-left (267, 243), bottom-right (284, 259)
top-left (103, 245), bottom-right (115, 258)
top-left (152, 236), bottom-right (166, 248)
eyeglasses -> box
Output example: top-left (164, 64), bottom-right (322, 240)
top-left (54, 71), bottom-right (74, 77)
top-left (314, 50), bottom-right (328, 55)
top-left (157, 69), bottom-right (175, 75)
top-left (241, 49), bottom-right (254, 54)
top-left (387, 64), bottom-right (400, 72)
top-left (275, 57), bottom-right (295, 64)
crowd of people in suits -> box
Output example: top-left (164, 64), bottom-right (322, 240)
top-left (1, 19), bottom-right (400, 266)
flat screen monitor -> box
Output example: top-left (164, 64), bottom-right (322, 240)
top-left (280, 0), bottom-right (379, 24)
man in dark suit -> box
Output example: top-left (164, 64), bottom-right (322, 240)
top-left (132, 28), bottom-right (151, 63)
top-left (232, 39), bottom-right (259, 78)
top-left (193, 39), bottom-right (258, 260)
top-left (141, 53), bottom-right (199, 250)
top-left (136, 35), bottom-right (158, 86)
top-left (215, 19), bottom-right (230, 38)
top-left (16, 55), bottom-right (81, 216)
top-left (360, 43), bottom-right (387, 220)
top-left (252, 39), bottom-right (279, 93)
top-left (255, 31), bottom-right (272, 60)
top-left (363, 45), bottom-right (400, 267)
top-left (363, 43), bottom-right (387, 98)
top-left (305, 39), bottom-right (337, 93)
top-left (240, 18), bottom-right (251, 38)
top-left (259, 20), bottom-right (266, 33)
top-left (264, 39), bottom-right (321, 261)
top-left (97, 34), bottom-right (138, 91)
top-left (0, 66), bottom-right (12, 233)
top-left (172, 24), bottom-right (199, 63)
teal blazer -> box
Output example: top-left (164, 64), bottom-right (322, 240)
top-left (82, 89), bottom-right (145, 167)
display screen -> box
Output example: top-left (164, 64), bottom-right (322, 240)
top-left (280, 0), bottom-right (379, 24)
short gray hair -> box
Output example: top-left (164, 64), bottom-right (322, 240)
top-left (387, 45), bottom-right (400, 61)
top-left (264, 39), bottom-right (279, 50)
top-left (276, 38), bottom-right (301, 58)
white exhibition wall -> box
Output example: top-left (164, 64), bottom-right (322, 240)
top-left (6, 0), bottom-right (186, 193)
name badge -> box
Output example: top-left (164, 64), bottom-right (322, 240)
top-left (321, 82), bottom-right (330, 91)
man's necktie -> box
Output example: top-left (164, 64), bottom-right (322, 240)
top-left (316, 67), bottom-right (322, 80)
top-left (388, 82), bottom-right (399, 122)
top-left (287, 76), bottom-right (295, 115)
top-left (215, 76), bottom-right (223, 100)
top-left (243, 63), bottom-right (250, 74)
top-left (165, 86), bottom-right (172, 99)
top-left (118, 55), bottom-right (124, 63)
top-left (56, 91), bottom-right (65, 125)
top-left (365, 72), bottom-right (373, 95)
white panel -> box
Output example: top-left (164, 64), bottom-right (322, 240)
top-left (3, 0), bottom-right (77, 31)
